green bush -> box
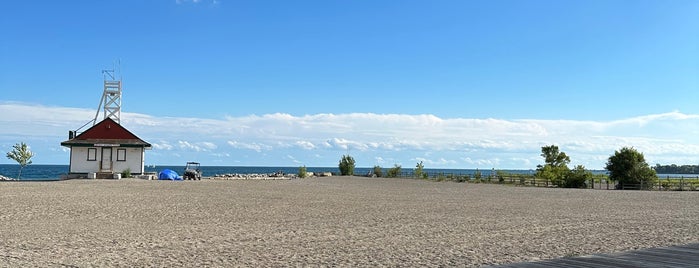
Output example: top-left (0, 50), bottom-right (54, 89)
top-left (121, 168), bottom-right (132, 178)
top-left (454, 174), bottom-right (469, 183)
top-left (387, 164), bottom-right (402, 178)
top-left (298, 165), bottom-right (307, 178)
top-left (373, 165), bottom-right (383, 177)
top-left (565, 165), bottom-right (591, 188)
top-left (338, 155), bottom-right (355, 176)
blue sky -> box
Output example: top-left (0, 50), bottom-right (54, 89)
top-left (1, 0), bottom-right (698, 169)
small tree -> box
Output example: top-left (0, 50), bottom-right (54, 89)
top-left (6, 142), bottom-right (35, 180)
top-left (536, 145), bottom-right (570, 186)
top-left (414, 161), bottom-right (427, 179)
top-left (298, 165), bottom-right (307, 178)
top-left (606, 147), bottom-right (657, 190)
top-left (387, 164), bottom-right (402, 178)
top-left (338, 155), bottom-right (355, 176)
top-left (372, 165), bottom-right (383, 177)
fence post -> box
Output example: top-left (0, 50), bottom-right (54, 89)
top-left (680, 176), bottom-right (684, 191)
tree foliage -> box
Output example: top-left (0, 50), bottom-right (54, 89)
top-left (372, 165), bottom-right (383, 177)
top-left (539, 145), bottom-right (570, 168)
top-left (653, 164), bottom-right (699, 174)
top-left (535, 145), bottom-right (592, 188)
top-left (298, 165), bottom-right (308, 178)
top-left (6, 142), bottom-right (34, 180)
top-left (338, 155), bottom-right (355, 176)
top-left (606, 147), bottom-right (657, 190)
top-left (414, 161), bottom-right (427, 179)
top-left (566, 165), bottom-right (591, 188)
top-left (387, 164), bottom-right (402, 178)
top-left (536, 145), bottom-right (570, 186)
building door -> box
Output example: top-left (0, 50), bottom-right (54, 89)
top-left (101, 147), bottom-right (112, 171)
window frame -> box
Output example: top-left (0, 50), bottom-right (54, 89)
top-left (87, 148), bottom-right (97, 161)
top-left (116, 148), bottom-right (126, 162)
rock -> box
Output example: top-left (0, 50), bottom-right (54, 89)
top-left (211, 173), bottom-right (295, 180)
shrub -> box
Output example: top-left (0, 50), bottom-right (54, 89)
top-left (473, 169), bottom-right (482, 180)
top-left (387, 164), bottom-right (402, 178)
top-left (565, 165), bottom-right (591, 188)
top-left (496, 170), bottom-right (507, 183)
top-left (338, 155), bottom-right (355, 176)
top-left (298, 165), bottom-right (307, 178)
top-left (454, 174), bottom-right (469, 183)
top-left (373, 165), bottom-right (383, 177)
top-left (121, 168), bottom-right (132, 178)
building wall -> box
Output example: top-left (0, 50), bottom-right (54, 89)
top-left (69, 146), bottom-right (145, 174)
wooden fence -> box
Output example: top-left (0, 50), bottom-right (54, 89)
top-left (380, 171), bottom-right (699, 191)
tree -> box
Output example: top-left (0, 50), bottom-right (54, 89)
top-left (536, 145), bottom-right (570, 186)
top-left (606, 147), bottom-right (657, 190)
top-left (338, 155), bottom-right (355, 176)
top-left (414, 161), bottom-right (427, 179)
top-left (539, 145), bottom-right (570, 168)
top-left (6, 142), bottom-right (35, 180)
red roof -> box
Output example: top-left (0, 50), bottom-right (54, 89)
top-left (61, 118), bottom-right (151, 148)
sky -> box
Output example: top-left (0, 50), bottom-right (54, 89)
top-left (1, 0), bottom-right (698, 169)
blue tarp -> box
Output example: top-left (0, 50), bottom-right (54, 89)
top-left (158, 169), bottom-right (182, 180)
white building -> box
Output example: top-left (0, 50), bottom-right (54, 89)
top-left (61, 117), bottom-right (151, 178)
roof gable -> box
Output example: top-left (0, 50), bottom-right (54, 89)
top-left (75, 118), bottom-right (141, 140)
top-left (60, 118), bottom-right (151, 148)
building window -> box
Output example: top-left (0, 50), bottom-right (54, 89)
top-left (117, 149), bottom-right (126, 162)
top-left (87, 148), bottom-right (97, 161)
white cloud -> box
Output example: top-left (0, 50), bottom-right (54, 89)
top-left (2, 102), bottom-right (699, 168)
top-left (178, 140), bottom-right (216, 152)
top-left (375, 157), bottom-right (385, 164)
top-left (227, 140), bottom-right (271, 152)
top-left (152, 142), bottom-right (174, 151)
top-left (415, 157), bottom-right (457, 166)
top-left (286, 155), bottom-right (301, 164)
top-left (295, 141), bottom-right (316, 150)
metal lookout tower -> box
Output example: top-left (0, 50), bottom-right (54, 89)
top-left (95, 68), bottom-right (122, 125)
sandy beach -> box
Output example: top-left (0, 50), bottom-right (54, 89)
top-left (2, 176), bottom-right (697, 267)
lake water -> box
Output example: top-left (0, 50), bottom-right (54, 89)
top-left (1, 164), bottom-right (693, 181)
top-left (1, 164), bottom-right (534, 181)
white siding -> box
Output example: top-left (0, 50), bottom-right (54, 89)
top-left (69, 146), bottom-right (145, 174)
top-left (69, 147), bottom-right (100, 173)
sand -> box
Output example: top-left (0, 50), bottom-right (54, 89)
top-left (1, 177), bottom-right (697, 267)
